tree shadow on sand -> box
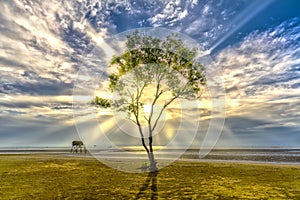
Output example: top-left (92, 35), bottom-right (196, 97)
top-left (135, 172), bottom-right (158, 200)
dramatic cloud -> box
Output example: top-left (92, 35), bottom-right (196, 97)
top-left (0, 0), bottom-right (299, 147)
top-left (214, 17), bottom-right (300, 145)
top-left (217, 17), bottom-right (300, 113)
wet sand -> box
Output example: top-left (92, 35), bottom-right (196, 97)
top-left (1, 147), bottom-right (299, 166)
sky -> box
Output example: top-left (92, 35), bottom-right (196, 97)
top-left (0, 0), bottom-right (300, 148)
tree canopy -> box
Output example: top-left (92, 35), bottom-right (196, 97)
top-left (94, 31), bottom-right (206, 172)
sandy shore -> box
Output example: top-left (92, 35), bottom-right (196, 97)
top-left (1, 154), bottom-right (300, 199)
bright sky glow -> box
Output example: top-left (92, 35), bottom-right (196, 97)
top-left (143, 104), bottom-right (152, 114)
top-left (0, 0), bottom-right (300, 147)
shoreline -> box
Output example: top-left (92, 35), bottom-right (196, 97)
top-left (1, 152), bottom-right (300, 168)
top-left (1, 147), bottom-right (300, 167)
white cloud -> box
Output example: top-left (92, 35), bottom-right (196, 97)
top-left (191, 0), bottom-right (198, 8)
top-left (149, 0), bottom-right (196, 27)
top-left (1, 0), bottom-right (299, 147)
top-left (180, 1), bottom-right (240, 49)
top-left (202, 5), bottom-right (210, 15)
top-left (215, 18), bottom-right (300, 123)
top-left (0, 1), bottom-right (101, 146)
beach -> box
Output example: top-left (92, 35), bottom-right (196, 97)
top-left (1, 147), bottom-right (300, 165)
top-left (1, 150), bottom-right (300, 199)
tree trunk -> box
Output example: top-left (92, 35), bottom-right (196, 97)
top-left (138, 124), bottom-right (158, 172)
top-left (148, 132), bottom-right (158, 172)
top-left (148, 151), bottom-right (158, 172)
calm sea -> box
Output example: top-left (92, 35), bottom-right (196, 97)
top-left (1, 147), bottom-right (300, 165)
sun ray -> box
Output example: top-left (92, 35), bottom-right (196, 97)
top-left (209, 0), bottom-right (275, 53)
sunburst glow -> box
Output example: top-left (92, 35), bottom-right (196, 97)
top-left (143, 104), bottom-right (152, 114)
top-left (0, 0), bottom-right (299, 149)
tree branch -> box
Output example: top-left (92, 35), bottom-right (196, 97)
top-left (151, 95), bottom-right (178, 132)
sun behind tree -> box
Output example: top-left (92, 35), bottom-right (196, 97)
top-left (94, 31), bottom-right (206, 172)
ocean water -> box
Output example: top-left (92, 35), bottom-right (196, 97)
top-left (0, 147), bottom-right (71, 154)
top-left (1, 147), bottom-right (300, 165)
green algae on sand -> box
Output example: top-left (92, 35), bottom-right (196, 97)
top-left (0, 155), bottom-right (300, 199)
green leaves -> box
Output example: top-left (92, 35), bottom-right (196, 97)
top-left (109, 74), bottom-right (119, 91)
top-left (94, 31), bottom-right (206, 117)
top-left (93, 96), bottom-right (111, 108)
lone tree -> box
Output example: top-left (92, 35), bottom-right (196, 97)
top-left (94, 31), bottom-right (206, 172)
